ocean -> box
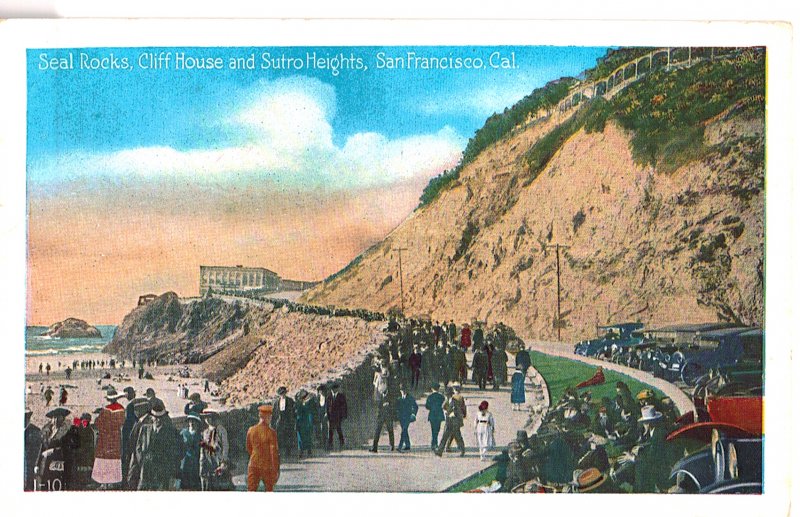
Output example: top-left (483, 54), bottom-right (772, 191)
top-left (25, 325), bottom-right (117, 357)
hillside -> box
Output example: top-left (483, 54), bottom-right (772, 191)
top-left (302, 49), bottom-right (765, 341)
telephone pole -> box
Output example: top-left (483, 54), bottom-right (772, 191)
top-left (545, 243), bottom-right (571, 341)
top-left (392, 247), bottom-right (408, 315)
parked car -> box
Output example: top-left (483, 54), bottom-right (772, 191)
top-left (668, 428), bottom-right (762, 493)
top-left (658, 327), bottom-right (760, 385)
top-left (573, 323), bottom-right (644, 357)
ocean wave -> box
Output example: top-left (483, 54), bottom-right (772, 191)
top-left (26, 345), bottom-right (106, 356)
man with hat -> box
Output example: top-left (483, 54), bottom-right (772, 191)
top-left (515, 345), bottom-right (532, 376)
top-left (271, 386), bottom-right (297, 459)
top-left (92, 387), bottom-right (127, 487)
top-left (625, 405), bottom-right (675, 493)
top-left (185, 392), bottom-right (208, 416)
top-left (144, 387), bottom-right (164, 410)
top-left (124, 398), bottom-right (155, 489)
top-left (491, 343), bottom-right (509, 389)
top-left (38, 407), bottom-right (71, 490)
top-left (246, 405), bottom-right (280, 491)
top-left (179, 413), bottom-right (203, 490)
top-left (424, 384), bottom-right (445, 451)
top-left (295, 389), bottom-right (315, 458)
top-left (435, 386), bottom-right (466, 457)
top-left (313, 384), bottom-right (330, 448)
top-left (327, 382), bottom-right (348, 449)
top-left (369, 380), bottom-right (395, 453)
top-left (396, 385), bottom-right (418, 451)
top-left (130, 399), bottom-right (181, 490)
top-left (24, 408), bottom-right (42, 491)
top-left (471, 346), bottom-right (489, 389)
top-left (120, 386), bottom-right (138, 482)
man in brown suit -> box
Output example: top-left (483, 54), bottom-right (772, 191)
top-left (247, 405), bottom-right (281, 491)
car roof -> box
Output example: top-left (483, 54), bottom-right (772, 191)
top-left (696, 326), bottom-right (758, 339)
top-left (643, 322), bottom-right (740, 333)
top-left (597, 322), bottom-right (644, 330)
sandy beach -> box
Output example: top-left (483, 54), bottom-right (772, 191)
top-left (25, 353), bottom-right (224, 428)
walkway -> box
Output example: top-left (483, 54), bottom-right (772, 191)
top-left (525, 340), bottom-right (695, 417)
top-left (234, 356), bottom-right (547, 492)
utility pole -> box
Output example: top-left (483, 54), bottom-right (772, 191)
top-left (392, 247), bottom-right (408, 315)
top-left (545, 243), bottom-right (571, 341)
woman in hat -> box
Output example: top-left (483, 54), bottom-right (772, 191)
top-left (179, 414), bottom-right (203, 490)
top-left (92, 388), bottom-right (126, 488)
top-left (511, 366), bottom-right (526, 410)
top-left (294, 389), bottom-right (315, 458)
top-left (474, 401), bottom-right (495, 461)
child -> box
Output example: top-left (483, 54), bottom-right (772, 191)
top-left (474, 400), bottom-right (496, 461)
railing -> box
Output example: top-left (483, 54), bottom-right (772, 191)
top-left (555, 47), bottom-right (762, 114)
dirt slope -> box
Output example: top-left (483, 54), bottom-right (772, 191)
top-left (302, 110), bottom-right (764, 342)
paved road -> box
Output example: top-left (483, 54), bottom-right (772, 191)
top-left (235, 357), bottom-right (548, 492)
top-left (525, 339), bottom-right (695, 417)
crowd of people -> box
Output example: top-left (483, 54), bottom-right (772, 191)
top-left (37, 308), bottom-right (688, 494)
top-left (502, 376), bottom-right (685, 493)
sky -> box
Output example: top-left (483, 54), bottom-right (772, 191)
top-left (27, 45), bottom-right (608, 325)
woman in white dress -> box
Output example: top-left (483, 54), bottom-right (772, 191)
top-left (474, 400), bottom-right (496, 461)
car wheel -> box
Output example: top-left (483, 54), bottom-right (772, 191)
top-left (681, 362), bottom-right (705, 386)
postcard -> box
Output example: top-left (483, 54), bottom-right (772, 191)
top-left (0, 17), bottom-right (793, 517)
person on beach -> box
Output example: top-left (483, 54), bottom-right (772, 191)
top-left (63, 412), bottom-right (95, 490)
top-left (46, 363), bottom-right (51, 376)
top-left (474, 400), bottom-right (496, 461)
top-left (39, 363), bottom-right (43, 373)
top-left (44, 386), bottom-right (54, 406)
top-left (92, 388), bottom-right (126, 488)
top-left (511, 366), bottom-right (526, 411)
top-left (38, 407), bottom-right (71, 490)
top-left (59, 386), bottom-right (68, 405)
top-left (246, 405), bottom-right (280, 491)
top-left (179, 414), bottom-right (203, 490)
top-left (396, 386), bottom-right (418, 451)
top-left (425, 383), bottom-right (445, 451)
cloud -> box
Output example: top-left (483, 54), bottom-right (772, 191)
top-left (416, 78), bottom-right (540, 118)
top-left (28, 76), bottom-right (465, 190)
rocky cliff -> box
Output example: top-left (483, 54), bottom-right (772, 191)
top-left (302, 51), bottom-right (765, 341)
top-left (105, 292), bottom-right (387, 405)
top-left (43, 317), bottom-right (102, 338)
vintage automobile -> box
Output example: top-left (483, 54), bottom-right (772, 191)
top-left (573, 323), bottom-right (644, 357)
top-left (668, 428), bottom-right (762, 493)
top-left (655, 327), bottom-right (760, 385)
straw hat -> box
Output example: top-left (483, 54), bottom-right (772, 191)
top-left (576, 468), bottom-right (608, 493)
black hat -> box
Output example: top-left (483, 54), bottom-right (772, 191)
top-left (329, 382), bottom-right (340, 390)
top-left (150, 400), bottom-right (167, 417)
top-left (277, 386), bottom-right (288, 395)
top-left (123, 386), bottom-right (136, 396)
top-left (145, 388), bottom-right (156, 397)
top-left (46, 407), bottom-right (71, 419)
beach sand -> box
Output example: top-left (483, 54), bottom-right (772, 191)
top-left (25, 353), bottom-right (224, 427)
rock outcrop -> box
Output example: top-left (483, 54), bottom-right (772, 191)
top-left (43, 317), bottom-right (102, 338)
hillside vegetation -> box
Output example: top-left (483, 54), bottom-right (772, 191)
top-left (302, 48), bottom-right (765, 341)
